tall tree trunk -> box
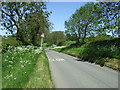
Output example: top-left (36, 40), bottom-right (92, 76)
top-left (78, 27), bottom-right (81, 40)
top-left (83, 24), bottom-right (88, 41)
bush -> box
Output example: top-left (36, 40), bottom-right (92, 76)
top-left (57, 39), bottom-right (65, 46)
top-left (2, 37), bottom-right (22, 52)
top-left (78, 40), bottom-right (86, 46)
top-left (81, 38), bottom-right (120, 58)
top-left (95, 59), bottom-right (105, 67)
top-left (86, 35), bottom-right (112, 42)
top-left (52, 36), bottom-right (120, 69)
top-left (63, 41), bottom-right (76, 46)
top-left (78, 48), bottom-right (98, 63)
top-left (86, 38), bottom-right (120, 48)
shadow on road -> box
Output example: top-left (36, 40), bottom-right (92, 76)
top-left (75, 58), bottom-right (87, 62)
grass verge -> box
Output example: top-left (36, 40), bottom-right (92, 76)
top-left (52, 47), bottom-right (119, 71)
top-left (25, 50), bottom-right (54, 88)
top-left (2, 46), bottom-right (54, 88)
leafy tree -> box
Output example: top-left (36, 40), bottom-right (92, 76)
top-left (1, 2), bottom-right (51, 45)
top-left (18, 10), bottom-right (51, 45)
top-left (46, 31), bottom-right (66, 46)
top-left (95, 2), bottom-right (120, 37)
top-left (65, 2), bottom-right (100, 42)
top-left (64, 2), bottom-right (119, 44)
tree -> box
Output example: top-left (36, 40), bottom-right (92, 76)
top-left (46, 31), bottom-right (66, 46)
top-left (1, 2), bottom-right (52, 45)
top-left (64, 2), bottom-right (120, 44)
top-left (100, 2), bottom-right (120, 37)
top-left (65, 2), bottom-right (100, 42)
top-left (19, 10), bottom-right (51, 45)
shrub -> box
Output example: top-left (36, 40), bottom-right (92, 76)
top-left (2, 37), bottom-right (22, 52)
top-left (95, 59), bottom-right (105, 67)
top-left (81, 38), bottom-right (120, 59)
top-left (78, 40), bottom-right (86, 46)
top-left (57, 39), bottom-right (65, 46)
top-left (52, 37), bottom-right (120, 69)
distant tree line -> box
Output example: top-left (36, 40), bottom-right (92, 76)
top-left (65, 2), bottom-right (120, 43)
top-left (46, 31), bottom-right (66, 46)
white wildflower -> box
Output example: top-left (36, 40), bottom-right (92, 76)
top-left (34, 49), bottom-right (41, 54)
top-left (20, 60), bottom-right (23, 63)
top-left (10, 74), bottom-right (13, 77)
top-left (8, 65), bottom-right (12, 68)
top-left (28, 62), bottom-right (31, 64)
top-left (9, 61), bottom-right (13, 64)
top-left (14, 77), bottom-right (16, 80)
top-left (21, 65), bottom-right (24, 68)
top-left (16, 47), bottom-right (23, 51)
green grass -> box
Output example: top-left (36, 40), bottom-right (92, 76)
top-left (2, 46), bottom-right (54, 88)
top-left (53, 47), bottom-right (119, 71)
top-left (25, 50), bottom-right (54, 88)
top-left (63, 41), bottom-right (76, 46)
top-left (52, 38), bottom-right (120, 71)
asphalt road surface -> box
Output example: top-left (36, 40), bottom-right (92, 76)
top-left (46, 49), bottom-right (118, 88)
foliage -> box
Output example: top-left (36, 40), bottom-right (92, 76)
top-left (2, 46), bottom-right (40, 88)
top-left (2, 46), bottom-right (54, 88)
top-left (46, 31), bottom-right (66, 46)
top-left (64, 2), bottom-right (120, 43)
top-left (1, 2), bottom-right (52, 45)
top-left (2, 36), bottom-right (22, 53)
top-left (64, 2), bottom-right (101, 42)
top-left (96, 2), bottom-right (120, 37)
top-left (18, 10), bottom-right (51, 46)
top-left (85, 35), bottom-right (112, 42)
top-left (63, 41), bottom-right (76, 47)
top-left (52, 36), bottom-right (120, 71)
top-left (25, 50), bottom-right (54, 88)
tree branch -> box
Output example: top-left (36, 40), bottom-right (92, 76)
top-left (1, 9), bottom-right (15, 17)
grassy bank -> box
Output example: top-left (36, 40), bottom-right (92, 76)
top-left (52, 37), bottom-right (120, 71)
top-left (2, 46), bottom-right (54, 88)
top-left (25, 50), bottom-right (54, 88)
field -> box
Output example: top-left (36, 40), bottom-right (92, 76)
top-left (2, 46), bottom-right (54, 88)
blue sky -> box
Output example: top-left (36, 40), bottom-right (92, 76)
top-left (46, 2), bottom-right (86, 32)
top-left (0, 2), bottom-right (90, 36)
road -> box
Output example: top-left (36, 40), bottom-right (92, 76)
top-left (45, 49), bottom-right (118, 88)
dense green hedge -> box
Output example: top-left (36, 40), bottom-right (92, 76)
top-left (83, 38), bottom-right (120, 59)
top-left (86, 38), bottom-right (120, 48)
top-left (79, 38), bottom-right (120, 66)
top-left (2, 37), bottom-right (22, 52)
top-left (53, 36), bottom-right (120, 69)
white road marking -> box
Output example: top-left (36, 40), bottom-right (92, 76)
top-left (61, 58), bottom-right (65, 61)
top-left (49, 58), bottom-right (65, 62)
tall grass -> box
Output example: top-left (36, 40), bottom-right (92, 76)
top-left (2, 46), bottom-right (41, 88)
top-left (52, 37), bottom-right (120, 71)
top-left (2, 46), bottom-right (54, 88)
top-left (25, 51), bottom-right (54, 88)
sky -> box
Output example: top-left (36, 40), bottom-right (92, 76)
top-left (0, 2), bottom-right (97, 36)
top-left (46, 2), bottom-right (86, 32)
